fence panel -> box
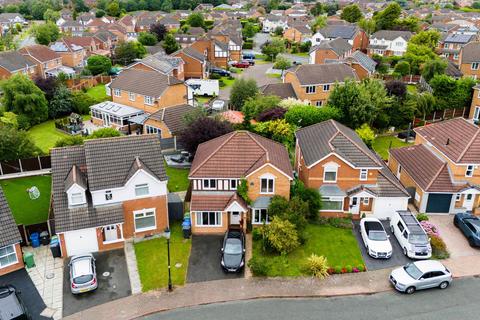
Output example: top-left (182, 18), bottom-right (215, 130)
top-left (0, 160), bottom-right (21, 174)
top-left (20, 157), bottom-right (41, 172)
top-left (40, 156), bottom-right (51, 170)
top-left (0, 156), bottom-right (52, 176)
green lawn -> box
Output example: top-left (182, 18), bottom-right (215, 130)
top-left (253, 224), bottom-right (363, 277)
top-left (195, 96), bottom-right (211, 106)
top-left (28, 120), bottom-right (69, 153)
top-left (165, 165), bottom-right (190, 192)
top-left (407, 85), bottom-right (417, 93)
top-left (86, 84), bottom-right (109, 102)
top-left (220, 76), bottom-right (235, 88)
top-left (372, 135), bottom-right (413, 160)
top-left (0, 175), bottom-right (51, 225)
top-left (134, 222), bottom-right (191, 291)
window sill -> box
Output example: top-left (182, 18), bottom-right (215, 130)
top-left (103, 239), bottom-right (124, 245)
top-left (195, 225), bottom-right (223, 228)
top-left (0, 259), bottom-right (19, 269)
top-left (135, 226), bottom-right (156, 233)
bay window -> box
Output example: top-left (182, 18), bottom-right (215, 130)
top-left (196, 211), bottom-right (222, 226)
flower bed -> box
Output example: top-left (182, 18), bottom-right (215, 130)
top-left (420, 221), bottom-right (449, 259)
top-left (328, 264), bottom-right (366, 274)
top-left (420, 221), bottom-right (440, 237)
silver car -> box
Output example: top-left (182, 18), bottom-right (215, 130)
top-left (69, 254), bottom-right (98, 294)
top-left (390, 260), bottom-right (452, 294)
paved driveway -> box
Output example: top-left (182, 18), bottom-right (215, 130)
top-left (353, 220), bottom-right (411, 271)
top-left (187, 235), bottom-right (243, 283)
top-left (62, 249), bottom-right (131, 317)
top-left (0, 269), bottom-right (49, 320)
top-left (429, 215), bottom-right (480, 258)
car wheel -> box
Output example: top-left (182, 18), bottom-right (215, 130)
top-left (439, 281), bottom-right (449, 290)
top-left (405, 286), bottom-right (415, 294)
top-left (454, 219), bottom-right (459, 227)
top-left (469, 237), bottom-right (475, 247)
top-left (403, 247), bottom-right (407, 256)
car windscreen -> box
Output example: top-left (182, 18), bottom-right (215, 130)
top-left (404, 263), bottom-right (423, 280)
top-left (408, 233), bottom-right (428, 244)
top-left (224, 239), bottom-right (242, 255)
top-left (368, 230), bottom-right (387, 241)
top-left (73, 274), bottom-right (93, 284)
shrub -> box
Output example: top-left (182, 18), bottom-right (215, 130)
top-left (256, 107), bottom-right (287, 122)
top-left (357, 264), bottom-right (365, 272)
top-left (264, 217), bottom-right (300, 255)
top-left (345, 265), bottom-right (353, 273)
top-left (284, 105), bottom-right (341, 127)
top-left (416, 213), bottom-right (429, 222)
top-left (430, 235), bottom-right (449, 259)
top-left (355, 123), bottom-right (375, 148)
top-left (273, 56), bottom-right (291, 70)
top-left (304, 254), bottom-right (329, 279)
top-left (209, 73), bottom-right (221, 80)
top-left (86, 127), bottom-right (121, 139)
top-left (54, 135), bottom-right (85, 147)
top-left (334, 265), bottom-right (342, 274)
top-left (420, 221), bottom-right (440, 237)
top-left (219, 79), bottom-right (225, 87)
top-left (252, 228), bottom-right (262, 241)
top-left (328, 217), bottom-right (352, 229)
top-left (248, 256), bottom-right (268, 276)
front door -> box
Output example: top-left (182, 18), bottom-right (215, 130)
top-left (230, 211), bottom-right (241, 225)
top-left (350, 197), bottom-right (359, 215)
top-left (464, 193), bottom-right (475, 211)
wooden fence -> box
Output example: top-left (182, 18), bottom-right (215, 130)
top-left (66, 75), bottom-right (112, 91)
top-left (413, 107), bottom-right (468, 127)
top-left (0, 156), bottom-right (51, 177)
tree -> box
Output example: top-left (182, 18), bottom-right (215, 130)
top-left (114, 41), bottom-right (146, 65)
top-left (429, 74), bottom-right (457, 110)
top-left (138, 32), bottom-right (158, 46)
top-left (106, 0), bottom-right (121, 17)
top-left (310, 3), bottom-right (325, 16)
top-left (404, 43), bottom-right (439, 75)
top-left (409, 30), bottom-right (440, 50)
top-left (179, 116), bottom-right (233, 154)
top-left (242, 22), bottom-right (256, 39)
top-left (31, 0), bottom-right (49, 20)
top-left (267, 195), bottom-right (309, 232)
top-left (230, 78), bottom-right (258, 110)
top-left (411, 92), bottom-right (435, 119)
top-left (273, 26), bottom-right (284, 36)
top-left (385, 80), bottom-right (407, 99)
top-left (86, 128), bottom-right (121, 139)
top-left (392, 17), bottom-right (420, 33)
top-left (54, 135), bottom-right (85, 147)
top-left (358, 18), bottom-right (376, 36)
top-left (290, 179), bottom-right (321, 221)
top-left (284, 105), bottom-right (341, 127)
top-left (273, 56), bottom-right (291, 70)
top-left (162, 34), bottom-right (180, 54)
top-left (86, 55), bottom-right (112, 75)
top-left (473, 1), bottom-right (480, 9)
top-left (161, 0), bottom-right (173, 12)
top-left (373, 2), bottom-right (401, 31)
top-left (261, 38), bottom-right (286, 61)
top-left (95, 9), bottom-right (106, 18)
top-left (1, 74), bottom-right (48, 129)
top-left (72, 91), bottom-right (96, 114)
top-left (341, 4), bottom-right (363, 23)
top-left (394, 61), bottom-right (410, 76)
top-left (421, 59), bottom-right (447, 82)
top-left (256, 107), bottom-right (287, 122)
top-left (186, 12), bottom-right (205, 28)
top-left (33, 22), bottom-right (60, 45)
top-left (254, 119), bottom-right (295, 146)
top-left (242, 95), bottom-right (280, 121)
top-left (355, 123), bottom-right (375, 147)
top-left (35, 77), bottom-right (59, 102)
top-left (43, 9), bottom-right (60, 22)
top-left (0, 125), bottom-right (40, 160)
top-left (49, 85), bottom-right (73, 119)
top-left (150, 23), bottom-right (167, 41)
top-left (310, 15), bottom-right (327, 32)
top-left (73, 0), bottom-right (89, 12)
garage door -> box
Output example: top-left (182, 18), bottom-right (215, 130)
top-left (426, 194), bottom-right (452, 213)
top-left (64, 228), bottom-right (99, 256)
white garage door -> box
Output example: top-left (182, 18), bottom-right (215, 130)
top-left (373, 197), bottom-right (409, 220)
top-left (64, 228), bottom-right (99, 256)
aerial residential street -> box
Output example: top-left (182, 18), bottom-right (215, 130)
top-left (144, 277), bottom-right (480, 320)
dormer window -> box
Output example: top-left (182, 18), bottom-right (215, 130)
top-left (70, 192), bottom-right (85, 206)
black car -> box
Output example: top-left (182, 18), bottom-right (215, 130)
top-left (210, 67), bottom-right (231, 76)
top-left (221, 230), bottom-right (245, 272)
top-left (454, 213), bottom-right (480, 247)
top-left (0, 285), bottom-right (30, 320)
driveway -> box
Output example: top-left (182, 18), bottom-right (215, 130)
top-left (187, 235), bottom-right (243, 283)
top-left (0, 269), bottom-right (49, 320)
top-left (62, 249), bottom-right (131, 317)
top-left (353, 220), bottom-right (411, 271)
top-left (429, 215), bottom-right (480, 258)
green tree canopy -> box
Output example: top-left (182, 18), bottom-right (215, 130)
top-left (106, 0), bottom-right (121, 17)
top-left (421, 59), bottom-right (447, 82)
top-left (114, 41), bottom-right (146, 65)
top-left (33, 22), bottom-right (60, 45)
top-left (43, 9), bottom-right (60, 22)
top-left (138, 32), bottom-right (158, 46)
top-left (261, 38), bottom-right (286, 61)
top-left (49, 85), bottom-right (73, 119)
top-left (87, 55), bottom-right (112, 75)
top-left (86, 128), bottom-right (121, 139)
top-left (373, 2), bottom-right (401, 31)
top-left (186, 12), bottom-right (205, 28)
top-left (162, 34), bottom-right (180, 54)
top-left (229, 78), bottom-right (258, 110)
top-left (0, 125), bottom-right (41, 160)
top-left (340, 4), bottom-right (363, 23)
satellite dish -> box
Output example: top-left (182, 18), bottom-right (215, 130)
top-left (28, 186), bottom-right (40, 200)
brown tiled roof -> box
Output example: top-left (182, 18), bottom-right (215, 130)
top-left (460, 41), bottom-right (480, 63)
top-left (189, 131), bottom-right (293, 179)
top-left (296, 119), bottom-right (383, 168)
top-left (148, 104), bottom-right (195, 135)
top-left (63, 36), bottom-right (95, 47)
top-left (260, 83), bottom-right (297, 100)
top-left (19, 45), bottom-right (60, 62)
top-left (190, 193), bottom-right (234, 211)
top-left (389, 144), bottom-right (464, 192)
top-left (0, 186), bottom-right (22, 247)
top-left (414, 118), bottom-right (480, 164)
top-left (286, 63), bottom-right (357, 85)
top-left (110, 69), bottom-right (183, 98)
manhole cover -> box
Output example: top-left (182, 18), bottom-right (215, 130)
top-left (46, 272), bottom-right (55, 279)
top-left (102, 271), bottom-right (110, 277)
top-left (175, 263), bottom-right (182, 268)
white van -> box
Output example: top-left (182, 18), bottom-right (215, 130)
top-left (390, 210), bottom-right (432, 259)
top-left (185, 79), bottom-right (219, 96)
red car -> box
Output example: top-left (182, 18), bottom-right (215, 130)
top-left (232, 61), bottom-right (250, 68)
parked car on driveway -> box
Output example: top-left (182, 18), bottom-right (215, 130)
top-left (390, 210), bottom-right (432, 259)
top-left (69, 254), bottom-right (98, 294)
top-left (454, 213), bottom-right (480, 247)
top-left (232, 61), bottom-right (250, 68)
top-left (221, 230), bottom-right (245, 273)
top-left (360, 217), bottom-right (392, 259)
top-left (0, 285), bottom-right (30, 320)
top-left (390, 260), bottom-right (452, 294)
top-left (210, 67), bottom-right (231, 77)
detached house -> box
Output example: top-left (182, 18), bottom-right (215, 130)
top-left (262, 14), bottom-right (288, 33)
top-left (50, 39), bottom-right (86, 69)
top-left (439, 33), bottom-right (475, 63)
top-left (283, 24), bottom-right (312, 43)
top-left (0, 186), bottom-right (24, 276)
top-left (51, 135), bottom-right (169, 257)
top-left (188, 131), bottom-right (293, 234)
top-left (128, 51), bottom-right (185, 80)
top-left (311, 25), bottom-right (368, 51)
top-left (459, 41), bottom-right (480, 79)
top-left (19, 45), bottom-right (74, 79)
top-left (388, 118), bottom-right (480, 214)
top-left (283, 63), bottom-right (358, 106)
top-left (172, 46), bottom-right (209, 79)
top-left (309, 38), bottom-right (352, 64)
top-left (0, 51), bottom-right (37, 80)
top-left (368, 30), bottom-right (413, 57)
top-left (190, 38), bottom-right (229, 69)
top-left (295, 120), bottom-right (410, 219)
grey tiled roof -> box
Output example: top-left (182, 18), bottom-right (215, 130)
top-left (179, 46), bottom-right (205, 62)
top-left (296, 119), bottom-right (383, 168)
top-left (148, 104), bottom-right (195, 135)
top-left (0, 51), bottom-right (36, 72)
top-left (287, 63), bottom-right (357, 85)
top-left (460, 41), bottom-right (480, 63)
top-left (110, 69), bottom-right (183, 98)
top-left (350, 50), bottom-right (377, 74)
top-left (0, 187), bottom-right (22, 247)
top-left (371, 30), bottom-right (413, 41)
top-left (64, 165), bottom-right (87, 192)
top-left (310, 38), bottom-right (351, 56)
top-left (318, 25), bottom-right (358, 40)
top-left (260, 83), bottom-right (297, 100)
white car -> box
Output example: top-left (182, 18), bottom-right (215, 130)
top-left (360, 217), bottom-right (393, 259)
top-left (211, 100), bottom-right (225, 111)
top-left (390, 260), bottom-right (452, 294)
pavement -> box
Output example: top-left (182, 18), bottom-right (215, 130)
top-left (62, 249), bottom-right (131, 317)
top-left (186, 235), bottom-right (243, 283)
top-left (125, 240), bottom-right (142, 294)
top-left (144, 277), bottom-right (480, 320)
top-left (353, 221), bottom-right (411, 271)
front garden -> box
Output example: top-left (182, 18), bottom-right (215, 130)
top-left (134, 222), bottom-right (191, 292)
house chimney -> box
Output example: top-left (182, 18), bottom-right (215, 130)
top-left (446, 138), bottom-right (450, 145)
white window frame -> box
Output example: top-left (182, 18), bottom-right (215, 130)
top-left (305, 85), bottom-right (316, 94)
top-left (230, 179), bottom-right (238, 190)
top-left (360, 169), bottom-right (368, 181)
top-left (195, 211), bottom-right (222, 227)
top-left (323, 164), bottom-right (338, 183)
top-left (253, 208), bottom-right (269, 224)
top-left (129, 92), bottom-right (136, 101)
top-left (315, 101), bottom-right (323, 107)
top-left (455, 193), bottom-right (461, 202)
top-left (134, 183), bottom-right (150, 197)
top-left (323, 84), bottom-right (330, 92)
top-left (144, 96), bottom-right (154, 105)
top-left (145, 125), bottom-right (161, 135)
top-left (133, 208), bottom-right (156, 232)
top-left (363, 197), bottom-right (369, 205)
top-left (113, 88), bottom-right (121, 97)
top-left (260, 176), bottom-right (274, 194)
top-left (472, 62), bottom-right (479, 70)
top-left (203, 179), bottom-right (217, 190)
top-left (0, 244), bottom-right (18, 269)
top-left (320, 196), bottom-right (344, 212)
top-left (70, 192), bottom-right (85, 205)
top-left (466, 165), bottom-right (474, 177)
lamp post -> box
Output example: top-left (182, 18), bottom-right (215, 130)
top-left (165, 228), bottom-right (173, 292)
